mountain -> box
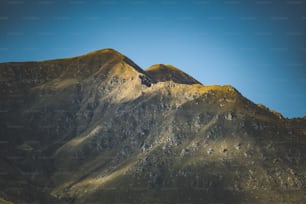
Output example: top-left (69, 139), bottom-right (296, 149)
top-left (146, 64), bottom-right (201, 84)
top-left (0, 48), bottom-right (305, 203)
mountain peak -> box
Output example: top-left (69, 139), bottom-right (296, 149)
top-left (145, 64), bottom-right (201, 85)
top-left (85, 48), bottom-right (147, 74)
top-left (85, 48), bottom-right (123, 56)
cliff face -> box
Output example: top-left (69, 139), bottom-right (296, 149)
top-left (0, 49), bottom-right (305, 203)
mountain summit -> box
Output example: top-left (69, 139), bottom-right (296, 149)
top-left (146, 64), bottom-right (201, 84)
top-left (0, 49), bottom-right (305, 203)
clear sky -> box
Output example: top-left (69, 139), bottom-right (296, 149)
top-left (0, 0), bottom-right (305, 118)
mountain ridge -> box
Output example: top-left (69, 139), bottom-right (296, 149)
top-left (0, 48), bottom-right (305, 203)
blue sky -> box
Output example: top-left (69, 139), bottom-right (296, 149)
top-left (0, 0), bottom-right (305, 118)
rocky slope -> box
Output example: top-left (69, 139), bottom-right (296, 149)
top-left (0, 48), bottom-right (305, 203)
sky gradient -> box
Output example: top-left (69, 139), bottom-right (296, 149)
top-left (0, 0), bottom-right (305, 118)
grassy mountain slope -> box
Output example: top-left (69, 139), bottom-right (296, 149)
top-left (0, 49), bottom-right (305, 203)
top-left (146, 64), bottom-right (201, 85)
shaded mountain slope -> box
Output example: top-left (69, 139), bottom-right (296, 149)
top-left (0, 49), bottom-right (305, 203)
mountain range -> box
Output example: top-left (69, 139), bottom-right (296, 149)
top-left (0, 48), bottom-right (305, 203)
